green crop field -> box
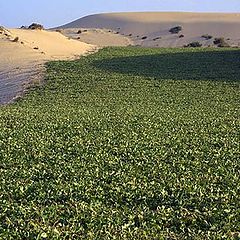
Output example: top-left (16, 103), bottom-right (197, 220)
top-left (0, 47), bottom-right (239, 239)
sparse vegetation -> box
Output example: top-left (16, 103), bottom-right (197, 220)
top-left (77, 30), bottom-right (82, 34)
top-left (12, 37), bottom-right (19, 42)
top-left (213, 37), bottom-right (230, 47)
top-left (153, 37), bottom-right (161, 41)
top-left (201, 34), bottom-right (213, 40)
top-left (185, 41), bottom-right (202, 48)
top-left (179, 34), bottom-right (184, 38)
top-left (28, 23), bottom-right (44, 30)
top-left (141, 36), bottom-right (148, 40)
top-left (0, 26), bottom-right (6, 34)
top-left (169, 26), bottom-right (182, 34)
top-left (0, 47), bottom-right (239, 239)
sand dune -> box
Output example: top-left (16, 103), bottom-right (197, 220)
top-left (0, 27), bottom-right (95, 104)
top-left (58, 12), bottom-right (240, 48)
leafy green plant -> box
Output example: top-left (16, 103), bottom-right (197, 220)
top-left (0, 47), bottom-right (239, 239)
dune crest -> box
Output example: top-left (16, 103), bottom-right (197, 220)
top-left (58, 12), bottom-right (240, 48)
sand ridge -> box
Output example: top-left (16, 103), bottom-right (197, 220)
top-left (61, 28), bottom-right (133, 47)
top-left (58, 12), bottom-right (240, 48)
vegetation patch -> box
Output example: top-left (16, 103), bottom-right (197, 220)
top-left (214, 37), bottom-right (230, 48)
top-left (202, 34), bottom-right (213, 40)
top-left (28, 23), bottom-right (44, 30)
top-left (0, 47), bottom-right (239, 239)
top-left (185, 41), bottom-right (202, 47)
top-left (153, 37), bottom-right (161, 41)
top-left (0, 26), bottom-right (5, 33)
top-left (169, 26), bottom-right (182, 34)
top-left (12, 37), bottom-right (19, 42)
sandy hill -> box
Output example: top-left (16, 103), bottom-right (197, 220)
top-left (0, 27), bottom-right (95, 104)
top-left (58, 12), bottom-right (240, 48)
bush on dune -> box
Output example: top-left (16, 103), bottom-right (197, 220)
top-left (213, 37), bottom-right (230, 47)
top-left (28, 23), bottom-right (44, 30)
top-left (169, 26), bottom-right (182, 34)
top-left (201, 34), bottom-right (213, 40)
top-left (185, 41), bottom-right (202, 48)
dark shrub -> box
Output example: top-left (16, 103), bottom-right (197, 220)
top-left (185, 42), bottom-right (202, 48)
top-left (28, 23), bottom-right (44, 30)
top-left (213, 37), bottom-right (230, 47)
top-left (169, 26), bottom-right (182, 34)
top-left (0, 26), bottom-right (7, 34)
top-left (82, 29), bottom-right (88, 32)
top-left (142, 36), bottom-right (148, 40)
top-left (12, 37), bottom-right (19, 42)
top-left (77, 30), bottom-right (82, 34)
top-left (20, 26), bottom-right (27, 29)
top-left (179, 34), bottom-right (184, 38)
top-left (153, 37), bottom-right (161, 41)
top-left (201, 34), bottom-right (213, 40)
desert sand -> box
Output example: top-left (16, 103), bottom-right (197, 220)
top-left (58, 12), bottom-right (240, 48)
top-left (0, 27), bottom-right (95, 104)
top-left (61, 28), bottom-right (132, 47)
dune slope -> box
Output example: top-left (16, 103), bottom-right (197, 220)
top-left (0, 27), bottom-right (95, 104)
top-left (59, 12), bottom-right (240, 47)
